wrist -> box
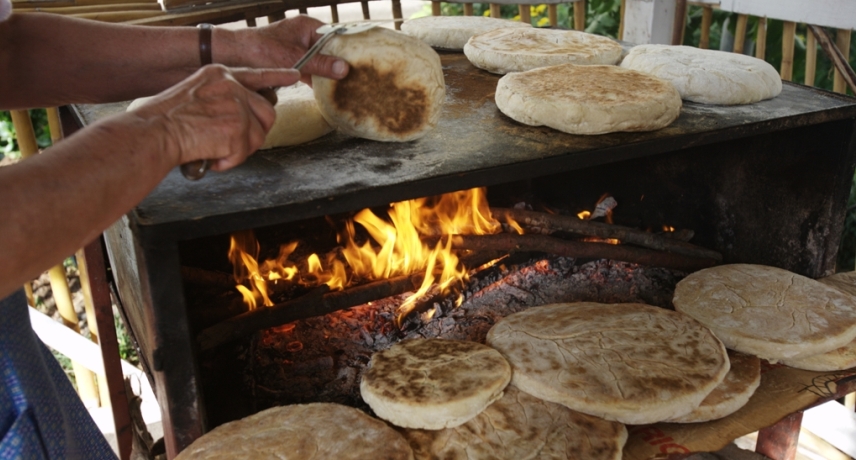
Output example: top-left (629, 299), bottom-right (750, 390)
top-left (210, 26), bottom-right (242, 67)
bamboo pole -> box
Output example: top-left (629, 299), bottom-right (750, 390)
top-left (808, 25), bottom-right (856, 96)
top-left (16, 3), bottom-right (160, 13)
top-left (9, 111), bottom-right (38, 158)
top-left (573, 0), bottom-right (585, 31)
top-left (360, 0), bottom-right (369, 19)
top-left (463, 3), bottom-right (473, 16)
top-left (518, 4), bottom-right (530, 24)
top-left (49, 265), bottom-right (101, 408)
top-left (672, 0), bottom-right (687, 46)
top-left (834, 29), bottom-right (852, 94)
top-left (329, 4), bottom-right (338, 23)
top-left (489, 3), bottom-right (500, 18)
top-left (13, 0), bottom-right (156, 7)
top-left (781, 21), bottom-right (796, 82)
top-left (618, 0), bottom-right (625, 40)
top-left (46, 107), bottom-right (62, 143)
top-left (755, 16), bottom-right (767, 59)
top-left (548, 4), bottom-right (557, 27)
top-left (431, 0), bottom-right (440, 16)
top-left (76, 250), bottom-right (111, 409)
top-left (732, 13), bottom-right (748, 54)
top-left (846, 392), bottom-right (855, 412)
top-left (699, 5), bottom-right (712, 49)
top-left (805, 27), bottom-right (817, 87)
top-left (71, 10), bottom-right (165, 21)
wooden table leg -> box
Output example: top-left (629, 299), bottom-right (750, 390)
top-left (755, 411), bottom-right (803, 460)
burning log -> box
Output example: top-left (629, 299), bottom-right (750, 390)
top-left (197, 274), bottom-right (423, 351)
top-left (447, 234), bottom-right (718, 273)
top-left (490, 207), bottom-right (722, 261)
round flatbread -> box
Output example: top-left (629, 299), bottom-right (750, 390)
top-left (400, 385), bottom-right (627, 460)
top-left (620, 44), bottom-right (782, 105)
top-left (495, 64), bottom-right (681, 135)
top-left (174, 403), bottom-right (413, 459)
top-left (312, 28), bottom-right (446, 142)
top-left (401, 16), bottom-right (531, 50)
top-left (485, 303), bottom-right (729, 425)
top-left (260, 83), bottom-right (333, 149)
top-left (674, 264), bottom-right (856, 361)
top-left (360, 338), bottom-right (511, 430)
top-left (464, 28), bottom-right (623, 74)
top-left (666, 350), bottom-right (761, 423)
top-left (818, 270), bottom-right (856, 298)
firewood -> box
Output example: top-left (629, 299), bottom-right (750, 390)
top-left (197, 274), bottom-right (422, 351)
top-left (490, 207), bottom-right (722, 261)
top-left (447, 234), bottom-right (718, 273)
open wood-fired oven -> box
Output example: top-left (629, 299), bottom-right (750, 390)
top-left (68, 52), bottom-right (856, 457)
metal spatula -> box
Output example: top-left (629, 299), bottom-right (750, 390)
top-left (180, 20), bottom-right (384, 181)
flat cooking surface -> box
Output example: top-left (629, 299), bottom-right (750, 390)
top-left (73, 52), bottom-right (856, 239)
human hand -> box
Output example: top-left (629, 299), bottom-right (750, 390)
top-left (128, 64), bottom-right (301, 172)
top-left (218, 15), bottom-right (349, 84)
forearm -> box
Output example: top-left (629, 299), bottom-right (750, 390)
top-left (0, 112), bottom-right (174, 298)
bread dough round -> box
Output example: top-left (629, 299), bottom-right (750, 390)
top-left (174, 403), bottom-right (413, 459)
top-left (666, 350), bottom-right (760, 423)
top-left (495, 63), bottom-right (681, 135)
top-left (486, 302), bottom-right (729, 425)
top-left (312, 28), bottom-right (446, 142)
top-left (401, 15), bottom-right (530, 50)
top-left (360, 338), bottom-right (511, 430)
top-left (464, 28), bottom-right (623, 74)
top-left (673, 264), bottom-right (856, 360)
top-left (620, 44), bottom-right (782, 105)
top-left (400, 385), bottom-right (627, 460)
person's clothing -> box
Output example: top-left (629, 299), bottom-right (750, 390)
top-left (0, 0), bottom-right (10, 22)
top-left (0, 289), bottom-right (116, 459)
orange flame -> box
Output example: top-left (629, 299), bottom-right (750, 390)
top-left (228, 188), bottom-right (511, 321)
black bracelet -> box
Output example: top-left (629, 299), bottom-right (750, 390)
top-left (197, 23), bottom-right (214, 66)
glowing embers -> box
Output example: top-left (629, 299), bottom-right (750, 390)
top-left (229, 187), bottom-right (507, 318)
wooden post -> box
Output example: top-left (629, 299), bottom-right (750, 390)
top-left (805, 27), bottom-right (817, 86)
top-left (548, 3), bottom-right (558, 27)
top-left (330, 4), bottom-right (338, 23)
top-left (463, 3), bottom-right (473, 16)
top-left (698, 5), bottom-right (712, 49)
top-left (75, 249), bottom-right (111, 408)
top-left (518, 4), bottom-right (530, 24)
top-left (266, 11), bottom-right (285, 24)
top-left (755, 16), bottom-right (767, 59)
top-left (360, 0), bottom-right (370, 19)
top-left (244, 15), bottom-right (256, 27)
top-left (573, 0), bottom-right (585, 31)
top-left (298, 7), bottom-right (307, 14)
top-left (781, 21), bottom-right (796, 81)
top-left (833, 29), bottom-right (852, 94)
top-left (623, 0), bottom-right (680, 45)
top-left (391, 0), bottom-right (402, 29)
top-left (808, 24), bottom-right (856, 95)
top-left (756, 411), bottom-right (803, 460)
top-left (672, 0), bottom-right (687, 45)
top-left (732, 13), bottom-right (748, 53)
top-left (490, 3), bottom-right (501, 18)
top-left (431, 1), bottom-right (440, 16)
top-left (618, 0), bottom-right (626, 40)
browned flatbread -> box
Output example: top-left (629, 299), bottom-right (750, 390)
top-left (674, 264), bottom-right (856, 360)
top-left (666, 350), bottom-right (761, 423)
top-left (361, 339), bottom-right (512, 430)
top-left (400, 386), bottom-right (627, 460)
top-left (486, 303), bottom-right (729, 425)
top-left (174, 403), bottom-right (413, 459)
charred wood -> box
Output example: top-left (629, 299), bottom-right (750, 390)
top-left (197, 274), bottom-right (423, 351)
top-left (181, 266), bottom-right (235, 288)
top-left (490, 207), bottom-right (721, 261)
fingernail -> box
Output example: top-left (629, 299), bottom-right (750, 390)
top-left (332, 60), bottom-right (347, 77)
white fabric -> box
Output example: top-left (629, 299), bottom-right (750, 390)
top-left (0, 0), bottom-right (12, 22)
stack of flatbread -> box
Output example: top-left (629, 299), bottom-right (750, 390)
top-left (401, 16), bottom-right (531, 50)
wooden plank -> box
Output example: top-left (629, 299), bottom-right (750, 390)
top-left (573, 0), bottom-right (585, 30)
top-left (329, 3), bottom-right (337, 23)
top-left (12, 0), bottom-right (156, 7)
top-left (125, 1), bottom-right (288, 26)
top-left (781, 21), bottom-right (796, 81)
top-left (15, 2), bottom-right (159, 12)
top-left (718, 0), bottom-right (856, 31)
top-left (431, 0), bottom-right (440, 16)
top-left (805, 27), bottom-right (817, 87)
top-left (463, 3), bottom-right (473, 16)
top-left (672, 0), bottom-right (687, 45)
top-left (618, 0), bottom-right (625, 39)
top-left (755, 411), bottom-right (803, 460)
top-left (518, 4), bottom-right (530, 25)
top-left (834, 29), bottom-right (852, 94)
top-left (391, 0), bottom-right (402, 29)
top-left (755, 16), bottom-right (767, 59)
top-left (548, 3), bottom-right (557, 27)
top-left (699, 5), bottom-right (712, 49)
top-left (70, 9), bottom-right (164, 20)
top-left (809, 25), bottom-right (856, 96)
top-left (360, 0), bottom-right (369, 19)
top-left (732, 13), bottom-right (748, 53)
top-left (489, 3), bottom-right (500, 18)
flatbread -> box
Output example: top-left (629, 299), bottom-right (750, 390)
top-left (401, 16), bottom-right (530, 50)
top-left (126, 83), bottom-right (332, 149)
top-left (360, 338), bottom-right (511, 430)
top-left (673, 264), bottom-right (856, 361)
top-left (400, 385), bottom-right (627, 460)
top-left (495, 64), bottom-right (681, 135)
top-left (666, 350), bottom-right (761, 423)
top-left (464, 28), bottom-right (623, 74)
top-left (620, 44), bottom-right (782, 105)
top-left (312, 28), bottom-right (445, 142)
top-left (174, 403), bottom-right (413, 459)
top-left (780, 271), bottom-right (856, 371)
top-left (485, 302), bottom-right (729, 425)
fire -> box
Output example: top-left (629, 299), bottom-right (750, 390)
top-left (229, 188), bottom-right (506, 320)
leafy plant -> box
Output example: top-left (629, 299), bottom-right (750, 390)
top-left (0, 109), bottom-right (52, 162)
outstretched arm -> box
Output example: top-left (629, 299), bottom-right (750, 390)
top-left (0, 13), bottom-right (346, 109)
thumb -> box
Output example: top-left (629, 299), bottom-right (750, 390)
top-left (300, 54), bottom-right (349, 80)
top-left (230, 68), bottom-right (302, 91)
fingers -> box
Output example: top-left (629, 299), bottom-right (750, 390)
top-left (230, 67), bottom-right (302, 92)
top-left (301, 53), bottom-right (349, 80)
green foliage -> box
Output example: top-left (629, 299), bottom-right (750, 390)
top-left (0, 109), bottom-right (53, 162)
top-left (115, 313), bottom-right (140, 366)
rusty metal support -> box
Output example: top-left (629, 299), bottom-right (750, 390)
top-left (755, 411), bottom-right (803, 460)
